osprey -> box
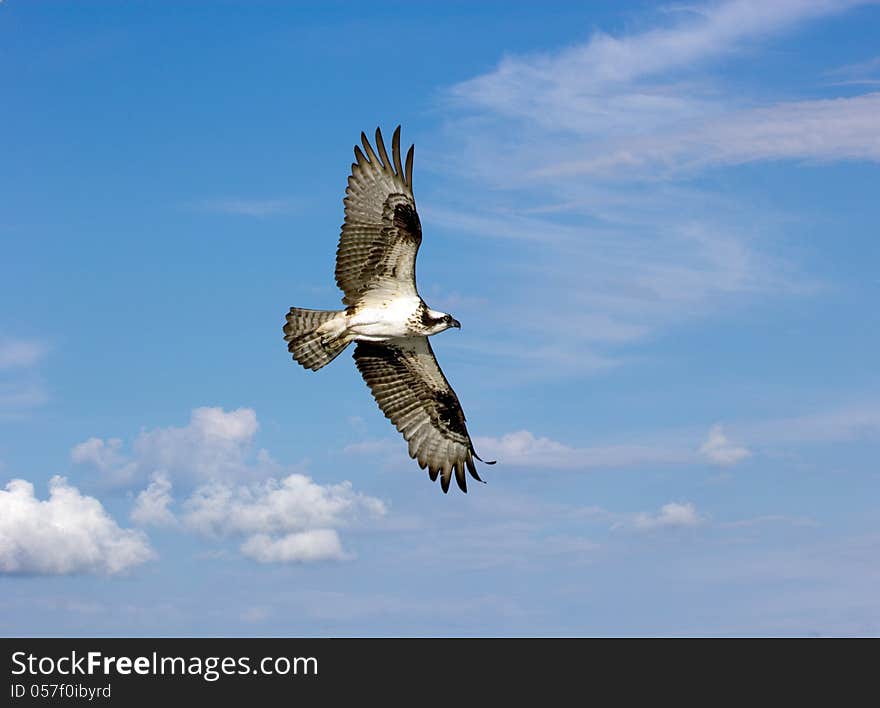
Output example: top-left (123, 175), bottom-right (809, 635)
top-left (283, 126), bottom-right (495, 493)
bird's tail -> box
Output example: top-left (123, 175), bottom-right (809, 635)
top-left (283, 307), bottom-right (351, 371)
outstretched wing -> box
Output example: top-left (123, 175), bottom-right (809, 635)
top-left (353, 338), bottom-right (493, 493)
top-left (336, 126), bottom-right (421, 306)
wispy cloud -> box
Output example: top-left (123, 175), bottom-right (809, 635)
top-left (720, 514), bottom-right (818, 529)
top-left (192, 197), bottom-right (299, 217)
top-left (626, 501), bottom-right (707, 531)
top-left (0, 381), bottom-right (49, 413)
top-left (350, 399), bottom-right (880, 476)
top-left (823, 54), bottom-right (880, 86)
top-left (72, 406), bottom-right (263, 487)
top-left (0, 338), bottom-right (47, 370)
top-left (0, 337), bottom-right (49, 416)
top-left (473, 430), bottom-right (694, 470)
top-left (700, 424), bottom-right (751, 466)
top-left (446, 0), bottom-right (876, 181)
top-left (736, 402), bottom-right (880, 446)
top-left (427, 0), bottom-right (872, 378)
top-left (536, 93), bottom-right (880, 179)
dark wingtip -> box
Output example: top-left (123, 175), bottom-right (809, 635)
top-left (473, 450), bottom-right (497, 465)
top-left (404, 144), bottom-right (414, 187)
top-left (466, 455), bottom-right (487, 484)
top-left (440, 473), bottom-right (451, 493)
top-left (454, 462), bottom-right (468, 493)
top-left (391, 125), bottom-right (403, 177)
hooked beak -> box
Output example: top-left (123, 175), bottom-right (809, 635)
top-left (450, 318), bottom-right (461, 329)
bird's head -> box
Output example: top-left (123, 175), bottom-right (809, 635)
top-left (424, 309), bottom-right (461, 334)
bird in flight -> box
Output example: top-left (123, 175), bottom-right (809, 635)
top-left (283, 126), bottom-right (494, 493)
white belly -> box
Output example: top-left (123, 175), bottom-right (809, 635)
top-left (346, 296), bottom-right (420, 341)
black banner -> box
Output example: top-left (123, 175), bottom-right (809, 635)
top-left (0, 638), bottom-right (867, 703)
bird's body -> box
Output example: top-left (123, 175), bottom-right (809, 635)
top-left (283, 126), bottom-right (493, 493)
top-left (346, 296), bottom-right (441, 340)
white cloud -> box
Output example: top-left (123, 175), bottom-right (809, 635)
top-left (183, 474), bottom-right (386, 538)
top-left (630, 501), bottom-right (706, 531)
top-left (0, 476), bottom-right (154, 575)
top-left (74, 406), bottom-right (388, 564)
top-left (0, 338), bottom-right (46, 369)
top-left (240, 530), bottom-right (349, 563)
top-left (133, 406), bottom-right (258, 483)
top-left (130, 472), bottom-right (176, 527)
top-left (700, 424), bottom-right (752, 466)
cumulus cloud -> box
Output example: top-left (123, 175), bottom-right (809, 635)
top-left (133, 407), bottom-right (259, 483)
top-left (130, 472), bottom-right (176, 527)
top-left (182, 473), bottom-right (385, 562)
top-left (0, 477), bottom-right (154, 575)
top-left (700, 424), bottom-right (751, 466)
top-left (183, 473), bottom-right (386, 537)
top-left (629, 502), bottom-right (706, 531)
top-left (71, 437), bottom-right (126, 472)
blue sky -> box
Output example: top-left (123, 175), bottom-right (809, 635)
top-left (1, 0), bottom-right (879, 636)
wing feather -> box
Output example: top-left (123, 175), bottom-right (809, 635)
top-left (353, 338), bottom-right (489, 493)
top-left (336, 126), bottom-right (421, 306)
